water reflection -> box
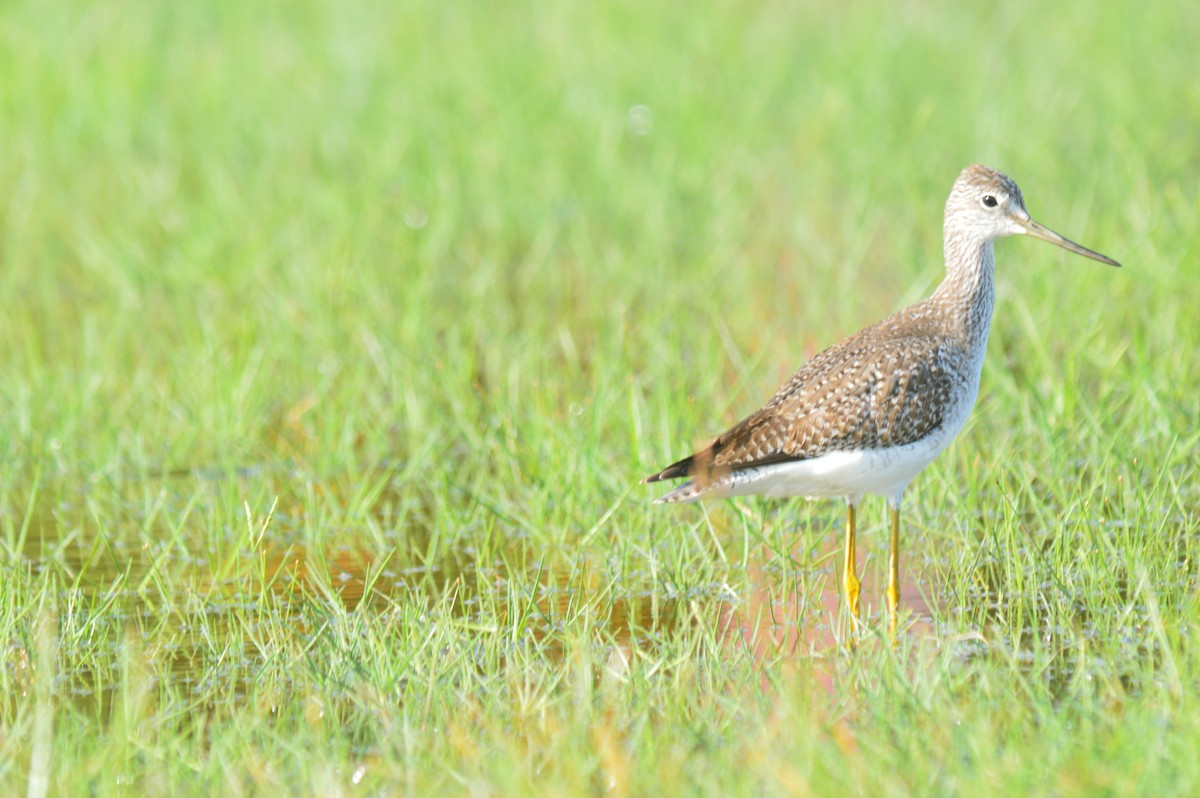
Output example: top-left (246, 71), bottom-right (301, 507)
top-left (5, 474), bottom-right (940, 712)
top-left (7, 468), bottom-right (1177, 724)
top-left (726, 531), bottom-right (936, 664)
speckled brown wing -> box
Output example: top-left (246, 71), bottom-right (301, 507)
top-left (643, 312), bottom-right (966, 483)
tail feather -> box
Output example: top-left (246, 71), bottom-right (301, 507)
top-left (651, 469), bottom-right (741, 504)
top-left (644, 446), bottom-right (736, 503)
top-left (652, 479), bottom-right (702, 504)
top-left (641, 454), bottom-right (696, 484)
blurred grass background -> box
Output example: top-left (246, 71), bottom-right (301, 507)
top-left (0, 0), bottom-right (1198, 794)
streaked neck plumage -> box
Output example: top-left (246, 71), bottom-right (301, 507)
top-left (930, 221), bottom-right (997, 355)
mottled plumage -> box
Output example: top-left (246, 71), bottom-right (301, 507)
top-left (643, 164), bottom-right (1120, 629)
top-left (650, 308), bottom-right (968, 478)
top-left (644, 164), bottom-right (1116, 503)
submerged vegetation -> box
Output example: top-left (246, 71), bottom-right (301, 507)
top-left (0, 0), bottom-right (1198, 794)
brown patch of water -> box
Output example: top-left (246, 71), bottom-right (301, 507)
top-left (18, 469), bottom-right (1124, 727)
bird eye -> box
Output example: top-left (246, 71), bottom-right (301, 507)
top-left (981, 194), bottom-right (998, 208)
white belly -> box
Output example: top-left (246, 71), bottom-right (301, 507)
top-left (720, 431), bottom-right (954, 504)
top-left (654, 342), bottom-right (987, 507)
top-left (656, 383), bottom-right (980, 507)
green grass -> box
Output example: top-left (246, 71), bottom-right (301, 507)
top-left (1, 0), bottom-right (1199, 794)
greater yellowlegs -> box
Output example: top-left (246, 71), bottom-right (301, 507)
top-left (644, 164), bottom-right (1120, 633)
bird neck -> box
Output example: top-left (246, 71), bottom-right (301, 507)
top-left (932, 230), bottom-right (996, 349)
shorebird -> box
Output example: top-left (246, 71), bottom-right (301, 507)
top-left (643, 164), bottom-right (1120, 634)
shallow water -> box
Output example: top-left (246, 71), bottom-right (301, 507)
top-left (4, 465), bottom-right (1187, 721)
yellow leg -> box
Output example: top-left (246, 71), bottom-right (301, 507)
top-left (887, 505), bottom-right (901, 638)
top-left (843, 502), bottom-right (861, 623)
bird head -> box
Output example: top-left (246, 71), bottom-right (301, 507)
top-left (946, 164), bottom-right (1120, 267)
